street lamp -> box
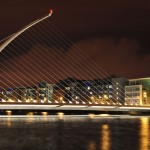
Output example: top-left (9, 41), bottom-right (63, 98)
top-left (59, 96), bottom-right (63, 103)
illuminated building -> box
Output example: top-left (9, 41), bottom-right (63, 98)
top-left (0, 82), bottom-right (54, 103)
top-left (0, 90), bottom-right (7, 102)
top-left (38, 82), bottom-right (54, 103)
top-left (1, 77), bottom-right (149, 105)
top-left (3, 88), bottom-right (15, 102)
top-left (125, 77), bottom-right (150, 105)
top-left (56, 76), bottom-right (127, 104)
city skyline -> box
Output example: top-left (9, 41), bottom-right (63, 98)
top-left (1, 76), bottom-right (150, 107)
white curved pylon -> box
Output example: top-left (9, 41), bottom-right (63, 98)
top-left (0, 9), bottom-right (53, 52)
top-left (0, 33), bottom-right (15, 43)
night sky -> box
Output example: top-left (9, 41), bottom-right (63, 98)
top-left (0, 0), bottom-right (150, 88)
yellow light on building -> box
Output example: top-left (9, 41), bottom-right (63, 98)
top-left (103, 95), bottom-right (108, 99)
top-left (91, 96), bottom-right (94, 100)
top-left (143, 92), bottom-right (147, 98)
top-left (59, 97), bottom-right (63, 100)
top-left (8, 99), bottom-right (14, 102)
top-left (44, 97), bottom-right (47, 102)
top-left (33, 100), bottom-right (37, 103)
top-left (26, 99), bottom-right (30, 103)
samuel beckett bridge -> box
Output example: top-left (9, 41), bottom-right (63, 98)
top-left (0, 10), bottom-right (150, 114)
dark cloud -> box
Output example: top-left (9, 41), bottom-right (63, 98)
top-left (65, 37), bottom-right (150, 78)
top-left (1, 37), bottom-right (149, 88)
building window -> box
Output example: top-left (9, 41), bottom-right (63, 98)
top-left (125, 93), bottom-right (132, 98)
top-left (129, 81), bottom-right (135, 85)
top-left (132, 93), bottom-right (140, 97)
top-left (109, 95), bottom-right (112, 98)
top-left (132, 87), bottom-right (140, 91)
top-left (125, 88), bottom-right (132, 92)
top-left (136, 81), bottom-right (141, 85)
top-left (65, 87), bottom-right (70, 90)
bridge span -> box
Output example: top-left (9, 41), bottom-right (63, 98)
top-left (0, 103), bottom-right (150, 113)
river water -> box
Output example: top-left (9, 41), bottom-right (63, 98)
top-left (0, 114), bottom-right (150, 150)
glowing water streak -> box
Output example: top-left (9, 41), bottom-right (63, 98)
top-left (0, 10), bottom-right (53, 52)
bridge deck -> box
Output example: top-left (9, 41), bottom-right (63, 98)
top-left (0, 103), bottom-right (150, 112)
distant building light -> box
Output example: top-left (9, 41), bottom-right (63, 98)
top-left (41, 100), bottom-right (44, 103)
top-left (103, 94), bottom-right (108, 99)
top-left (2, 99), bottom-right (6, 102)
top-left (109, 85), bottom-right (112, 88)
top-left (65, 87), bottom-right (70, 90)
top-left (8, 99), bottom-right (14, 102)
top-left (18, 99), bottom-right (22, 103)
top-left (59, 97), bottom-right (63, 100)
top-left (99, 95), bottom-right (102, 98)
top-left (143, 92), bottom-right (147, 98)
top-left (91, 96), bottom-right (94, 100)
top-left (87, 86), bottom-right (90, 90)
top-left (90, 92), bottom-right (92, 94)
top-left (109, 95), bottom-right (112, 98)
top-left (75, 96), bottom-right (79, 99)
top-left (26, 99), bottom-right (30, 103)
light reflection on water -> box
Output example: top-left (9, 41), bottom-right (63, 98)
top-left (7, 117), bottom-right (11, 127)
top-left (101, 124), bottom-right (110, 150)
top-left (0, 115), bottom-right (150, 150)
top-left (88, 141), bottom-right (96, 150)
top-left (140, 117), bottom-right (150, 150)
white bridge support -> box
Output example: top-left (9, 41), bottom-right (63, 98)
top-left (0, 104), bottom-right (150, 112)
top-left (0, 10), bottom-right (53, 52)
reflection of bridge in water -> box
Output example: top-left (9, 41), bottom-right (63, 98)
top-left (0, 10), bottom-right (150, 114)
